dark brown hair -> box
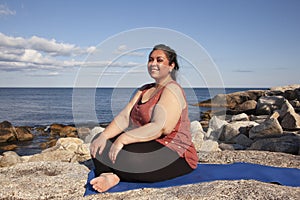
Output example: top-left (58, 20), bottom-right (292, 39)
top-left (149, 44), bottom-right (179, 80)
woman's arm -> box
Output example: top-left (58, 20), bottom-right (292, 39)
top-left (109, 83), bottom-right (186, 163)
top-left (90, 90), bottom-right (142, 158)
top-left (101, 90), bottom-right (142, 139)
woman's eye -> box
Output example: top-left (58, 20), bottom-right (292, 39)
top-left (157, 58), bottom-right (163, 62)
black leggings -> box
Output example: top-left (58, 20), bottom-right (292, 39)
top-left (92, 133), bottom-right (193, 182)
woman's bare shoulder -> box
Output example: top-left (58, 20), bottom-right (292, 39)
top-left (164, 82), bottom-right (184, 96)
top-left (139, 83), bottom-right (156, 91)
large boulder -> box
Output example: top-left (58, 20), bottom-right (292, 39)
top-left (206, 116), bottom-right (228, 140)
top-left (29, 138), bottom-right (91, 163)
top-left (249, 133), bottom-right (300, 154)
top-left (50, 123), bottom-right (78, 137)
top-left (281, 111), bottom-right (300, 130)
top-left (280, 100), bottom-right (300, 130)
top-left (84, 126), bottom-right (105, 143)
top-left (230, 113), bottom-right (249, 122)
top-left (0, 121), bottom-right (16, 143)
top-left (220, 121), bottom-right (258, 142)
top-left (198, 140), bottom-right (221, 152)
top-left (15, 127), bottom-right (34, 141)
top-left (0, 151), bottom-right (22, 167)
top-left (249, 117), bottom-right (283, 139)
top-left (232, 134), bottom-right (253, 147)
top-left (235, 100), bottom-right (257, 114)
top-left (197, 90), bottom-right (265, 109)
top-left (256, 96), bottom-right (285, 115)
top-left (268, 84), bottom-right (300, 100)
top-left (190, 121), bottom-right (204, 151)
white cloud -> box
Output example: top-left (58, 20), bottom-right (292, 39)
top-left (114, 44), bottom-right (145, 57)
top-left (0, 33), bottom-right (146, 80)
top-left (0, 33), bottom-right (94, 56)
top-left (0, 4), bottom-right (16, 16)
top-left (0, 32), bottom-right (96, 72)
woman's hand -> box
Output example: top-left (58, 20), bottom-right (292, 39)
top-left (109, 137), bottom-right (125, 164)
top-left (90, 133), bottom-right (108, 158)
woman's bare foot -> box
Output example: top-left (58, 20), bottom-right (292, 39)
top-left (90, 172), bottom-right (120, 192)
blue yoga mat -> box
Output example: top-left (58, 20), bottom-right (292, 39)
top-left (84, 162), bottom-right (300, 196)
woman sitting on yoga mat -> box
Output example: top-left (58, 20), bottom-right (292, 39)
top-left (89, 44), bottom-right (198, 192)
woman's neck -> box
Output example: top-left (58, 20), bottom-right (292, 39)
top-left (155, 76), bottom-right (173, 88)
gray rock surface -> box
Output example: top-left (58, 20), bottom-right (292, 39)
top-left (0, 161), bottom-right (89, 200)
top-left (0, 151), bottom-right (299, 200)
top-left (249, 117), bottom-right (283, 139)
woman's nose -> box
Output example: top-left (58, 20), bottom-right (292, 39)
top-left (151, 59), bottom-right (157, 65)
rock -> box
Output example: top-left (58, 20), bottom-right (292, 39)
top-left (0, 151), bottom-right (22, 167)
top-left (206, 129), bottom-right (220, 141)
top-left (269, 84), bottom-right (300, 92)
top-left (249, 117), bottom-right (283, 139)
top-left (268, 84), bottom-right (300, 100)
top-left (280, 99), bottom-right (295, 118)
top-left (1, 150), bottom-right (300, 199)
top-left (0, 144), bottom-right (18, 151)
top-left (219, 143), bottom-right (236, 150)
top-left (191, 120), bottom-right (203, 132)
top-left (290, 100), bottom-right (300, 112)
top-left (280, 100), bottom-right (300, 130)
top-left (232, 133), bottom-right (253, 147)
top-left (209, 116), bottom-right (228, 131)
top-left (281, 111), bottom-right (300, 130)
top-left (249, 133), bottom-right (300, 154)
top-left (199, 140), bottom-right (220, 152)
top-left (0, 122), bottom-right (34, 143)
top-left (219, 123), bottom-right (240, 142)
top-left (28, 149), bottom-right (75, 163)
top-left (39, 138), bottom-right (57, 150)
top-left (15, 127), bottom-right (34, 141)
top-left (230, 113), bottom-right (249, 122)
top-left (249, 115), bottom-right (269, 123)
top-left (55, 137), bottom-right (84, 152)
top-left (220, 121), bottom-right (258, 142)
top-left (224, 90), bottom-right (265, 109)
top-left (206, 116), bottom-right (228, 140)
top-left (235, 99), bottom-right (257, 113)
top-left (219, 143), bottom-right (246, 151)
top-left (0, 121), bottom-right (16, 143)
top-left (30, 138), bottom-right (91, 163)
top-left (199, 120), bottom-right (209, 129)
top-left (50, 123), bottom-right (77, 137)
top-left (269, 111), bottom-right (280, 119)
top-left (77, 127), bottom-right (91, 141)
top-left (84, 126), bottom-right (105, 143)
top-left (2, 133), bottom-right (91, 166)
top-left (0, 161), bottom-right (89, 199)
top-left (256, 96), bottom-right (285, 115)
top-left (190, 121), bottom-right (204, 151)
top-left (75, 143), bottom-right (90, 156)
top-left (197, 90), bottom-right (265, 109)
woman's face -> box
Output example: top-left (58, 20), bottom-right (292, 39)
top-left (147, 50), bottom-right (174, 81)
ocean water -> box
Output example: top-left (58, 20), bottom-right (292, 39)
top-left (0, 87), bottom-right (265, 127)
top-left (0, 87), bottom-right (267, 156)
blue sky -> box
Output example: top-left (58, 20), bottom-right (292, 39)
top-left (0, 0), bottom-right (299, 88)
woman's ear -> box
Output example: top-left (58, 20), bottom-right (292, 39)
top-left (170, 62), bottom-right (175, 70)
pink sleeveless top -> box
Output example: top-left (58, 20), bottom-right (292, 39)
top-left (129, 81), bottom-right (198, 169)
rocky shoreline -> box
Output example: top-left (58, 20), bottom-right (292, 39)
top-left (0, 84), bottom-right (300, 199)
